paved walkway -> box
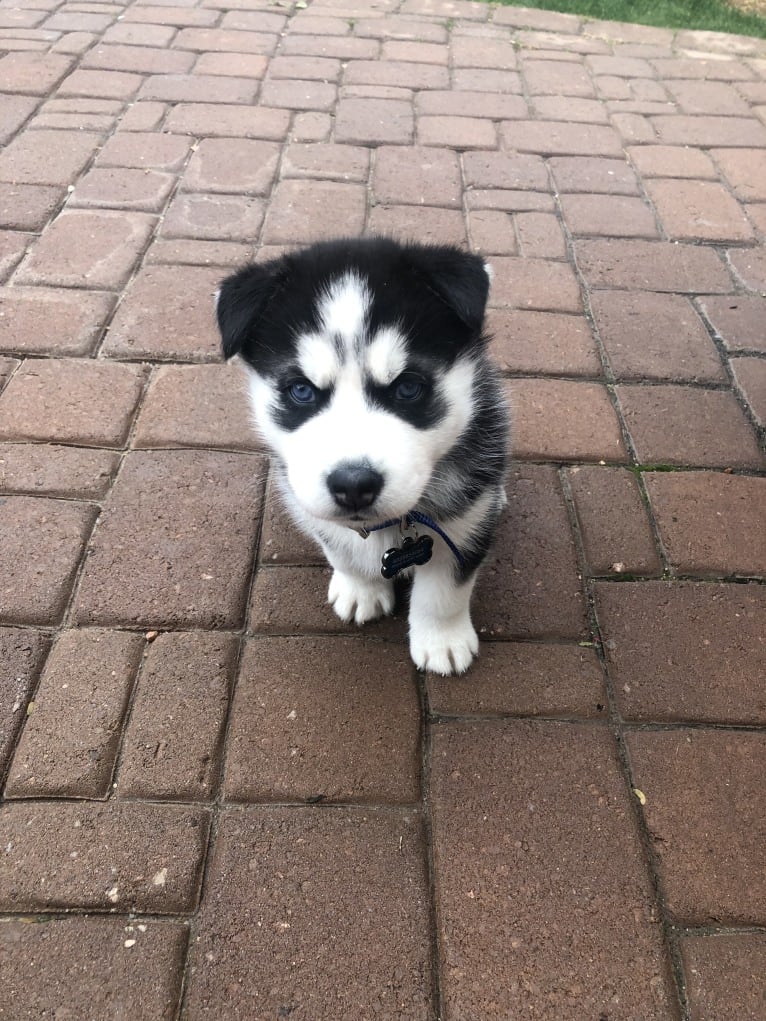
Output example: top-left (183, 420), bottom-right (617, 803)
top-left (1, 0), bottom-right (766, 1017)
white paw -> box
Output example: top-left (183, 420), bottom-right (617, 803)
top-left (328, 570), bottom-right (395, 625)
top-left (409, 615), bottom-right (479, 676)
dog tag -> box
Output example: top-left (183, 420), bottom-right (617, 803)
top-left (381, 534), bottom-right (433, 579)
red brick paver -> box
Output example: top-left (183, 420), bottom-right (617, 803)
top-left (1, 917), bottom-right (188, 1021)
top-left (117, 631), bottom-right (238, 800)
top-left (74, 449), bottom-right (266, 628)
top-left (183, 808), bottom-right (432, 1019)
top-left (6, 628), bottom-right (144, 798)
top-left (680, 934), bottom-right (766, 1020)
top-left (224, 637), bottom-right (421, 803)
top-left (431, 721), bottom-right (678, 1019)
top-left (1, 3), bottom-right (765, 1018)
top-left (0, 801), bottom-right (210, 913)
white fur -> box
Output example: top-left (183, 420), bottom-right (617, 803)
top-left (248, 318), bottom-right (477, 528)
top-left (407, 488), bottom-right (499, 672)
top-left (296, 332), bottom-right (341, 390)
top-left (327, 568), bottom-right (395, 625)
top-left (278, 479), bottom-right (504, 675)
top-left (410, 565), bottom-right (479, 674)
top-left (365, 326), bottom-right (408, 385)
top-left (317, 271), bottom-right (369, 347)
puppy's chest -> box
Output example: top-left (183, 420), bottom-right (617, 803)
top-left (318, 523), bottom-right (399, 577)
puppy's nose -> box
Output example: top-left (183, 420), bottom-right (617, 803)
top-left (327, 464), bottom-right (383, 513)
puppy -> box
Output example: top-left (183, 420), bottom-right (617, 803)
top-left (217, 237), bottom-right (509, 674)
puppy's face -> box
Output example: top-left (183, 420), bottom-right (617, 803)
top-left (217, 239), bottom-right (490, 525)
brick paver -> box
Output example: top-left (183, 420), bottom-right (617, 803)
top-left (0, 182), bottom-right (63, 232)
top-left (131, 362), bottom-right (262, 449)
top-left (474, 465), bottom-right (588, 639)
top-left (1, 1), bottom-right (765, 1016)
top-left (427, 641), bottom-right (606, 716)
top-left (0, 357), bottom-right (146, 445)
top-left (74, 449), bottom-right (266, 627)
top-left (431, 721), bottom-right (678, 1019)
top-left (488, 307), bottom-right (601, 374)
top-left (0, 443), bottom-right (119, 498)
top-left (568, 464), bottom-right (663, 575)
top-left (1, 916), bottom-right (188, 1021)
top-left (0, 800), bottom-right (210, 912)
top-left (510, 377), bottom-right (628, 461)
top-left (680, 934), bottom-right (766, 1020)
top-left (0, 286), bottom-right (115, 355)
top-left (0, 496), bottom-right (97, 624)
top-left (596, 580), bottom-right (766, 724)
top-left (0, 627), bottom-right (48, 780)
top-left (15, 209), bottom-right (156, 289)
top-left (626, 729), bottom-right (766, 925)
top-left (117, 631), bottom-right (238, 800)
top-left (645, 471), bottom-right (766, 576)
top-left (590, 289), bottom-right (726, 381)
top-left (617, 382), bottom-right (765, 468)
top-left (0, 128), bottom-right (101, 186)
top-left (6, 628), bottom-right (144, 798)
top-left (183, 807), bottom-right (432, 1019)
top-left (697, 293), bottom-right (766, 353)
top-left (69, 166), bottom-right (176, 213)
top-left (732, 355), bottom-right (766, 426)
top-left (102, 264), bottom-right (224, 360)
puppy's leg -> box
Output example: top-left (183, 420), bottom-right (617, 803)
top-left (319, 537), bottom-right (395, 626)
top-left (328, 566), bottom-right (395, 626)
top-left (408, 558), bottom-right (479, 676)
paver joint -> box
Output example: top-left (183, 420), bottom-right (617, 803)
top-left (1, 0), bottom-right (765, 1017)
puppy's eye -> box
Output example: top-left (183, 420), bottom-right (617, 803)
top-left (392, 374), bottom-right (426, 402)
top-left (286, 379), bottom-right (317, 405)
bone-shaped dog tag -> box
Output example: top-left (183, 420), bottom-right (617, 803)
top-left (380, 534), bottom-right (433, 579)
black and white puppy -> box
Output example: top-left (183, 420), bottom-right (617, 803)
top-left (217, 237), bottom-right (509, 674)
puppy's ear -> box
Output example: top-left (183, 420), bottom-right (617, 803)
top-left (216, 260), bottom-right (285, 361)
top-left (407, 245), bottom-right (491, 332)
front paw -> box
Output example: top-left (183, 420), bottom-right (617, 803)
top-left (409, 615), bottom-right (479, 675)
top-left (328, 570), bottom-right (395, 626)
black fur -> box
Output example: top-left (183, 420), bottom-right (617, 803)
top-left (217, 237), bottom-right (491, 373)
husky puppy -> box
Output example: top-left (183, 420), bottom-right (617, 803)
top-left (217, 237), bottom-right (509, 674)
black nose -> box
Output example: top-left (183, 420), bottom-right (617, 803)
top-left (327, 464), bottom-right (384, 513)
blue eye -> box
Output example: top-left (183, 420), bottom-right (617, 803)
top-left (392, 375), bottom-right (425, 401)
top-left (287, 380), bottom-right (317, 405)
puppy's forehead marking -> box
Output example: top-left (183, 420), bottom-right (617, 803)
top-left (296, 332), bottom-right (341, 390)
top-left (365, 326), bottom-right (408, 386)
top-left (317, 270), bottom-right (370, 346)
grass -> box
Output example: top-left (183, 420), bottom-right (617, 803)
top-left (494, 0), bottom-right (766, 38)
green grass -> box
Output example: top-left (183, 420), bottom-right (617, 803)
top-left (494, 0), bottom-right (766, 39)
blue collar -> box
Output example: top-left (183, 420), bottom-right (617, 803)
top-left (354, 510), bottom-right (465, 568)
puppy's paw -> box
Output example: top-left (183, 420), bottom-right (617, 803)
top-left (328, 570), bottom-right (395, 626)
top-left (409, 615), bottom-right (479, 676)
